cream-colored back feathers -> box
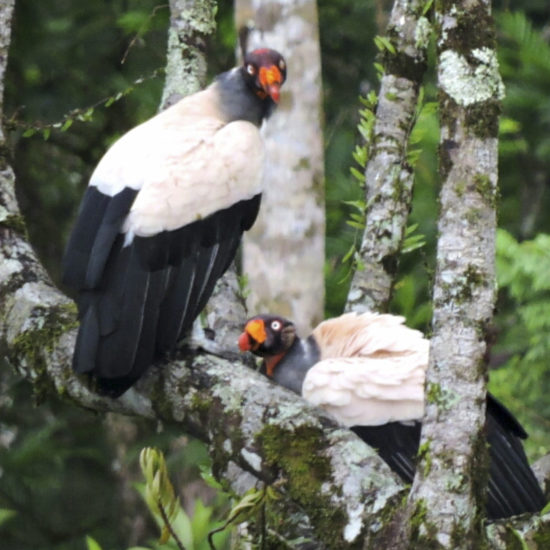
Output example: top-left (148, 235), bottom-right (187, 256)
top-left (304, 313), bottom-right (428, 426)
top-left (90, 84), bottom-right (264, 241)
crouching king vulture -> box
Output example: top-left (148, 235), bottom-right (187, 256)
top-left (62, 49), bottom-right (286, 397)
top-left (238, 312), bottom-right (547, 520)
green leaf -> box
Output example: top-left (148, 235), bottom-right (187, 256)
top-left (374, 35), bottom-right (396, 55)
top-left (346, 220), bottom-right (365, 230)
top-left (117, 11), bottom-right (150, 34)
top-left (0, 509), bottom-right (16, 526)
top-left (373, 62), bottom-right (385, 77)
top-left (499, 117), bottom-right (521, 134)
top-left (342, 199), bottom-right (366, 212)
top-left (406, 148), bottom-right (422, 166)
top-left (352, 145), bottom-right (367, 168)
top-left (60, 118), bottom-right (73, 132)
top-left (342, 244), bottom-right (356, 264)
top-left (422, 0), bottom-right (434, 16)
top-left (85, 535), bottom-right (103, 550)
top-left (350, 166), bottom-right (365, 183)
top-left (199, 463), bottom-right (223, 490)
top-left (22, 128), bottom-right (35, 138)
top-left (405, 223), bottom-right (419, 235)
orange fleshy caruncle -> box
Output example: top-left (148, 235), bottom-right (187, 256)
top-left (259, 66), bottom-right (283, 103)
top-left (238, 319), bottom-right (267, 351)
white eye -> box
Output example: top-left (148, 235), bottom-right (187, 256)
top-left (271, 320), bottom-right (282, 331)
top-left (246, 64), bottom-right (255, 75)
top-left (279, 59), bottom-right (286, 71)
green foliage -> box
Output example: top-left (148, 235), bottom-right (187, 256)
top-left (374, 35), bottom-right (396, 55)
top-left (137, 447), bottom-right (231, 550)
top-left (0, 376), bottom-right (126, 549)
top-left (139, 447), bottom-right (183, 546)
top-left (496, 10), bottom-right (550, 238)
top-left (488, 230), bottom-right (550, 458)
top-left (86, 536), bottom-right (103, 550)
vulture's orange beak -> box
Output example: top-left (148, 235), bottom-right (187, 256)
top-left (238, 319), bottom-right (267, 352)
top-left (259, 66), bottom-right (283, 103)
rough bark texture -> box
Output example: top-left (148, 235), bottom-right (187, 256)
top-left (0, 0), bottom-right (14, 145)
top-left (160, 0), bottom-right (216, 108)
top-left (405, 1), bottom-right (505, 547)
top-left (237, 0), bottom-right (325, 335)
top-left (345, 0), bottom-right (429, 313)
top-left (0, 226), bottom-right (407, 548)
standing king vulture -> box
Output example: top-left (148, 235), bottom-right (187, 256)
top-left (63, 49), bottom-right (286, 397)
top-left (238, 312), bottom-right (547, 520)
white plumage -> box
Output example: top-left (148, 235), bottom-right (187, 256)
top-left (304, 313), bottom-right (428, 426)
top-left (90, 87), bottom-right (264, 242)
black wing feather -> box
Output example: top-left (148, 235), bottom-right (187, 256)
top-left (351, 422), bottom-right (420, 484)
top-left (66, 187), bottom-right (262, 396)
top-left (349, 395), bottom-right (545, 520)
top-left (62, 186), bottom-right (137, 289)
top-left (485, 394), bottom-right (546, 519)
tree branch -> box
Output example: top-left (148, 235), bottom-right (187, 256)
top-left (345, 0), bottom-right (429, 313)
top-left (160, 0), bottom-right (217, 108)
top-left (0, 206), bottom-right (406, 547)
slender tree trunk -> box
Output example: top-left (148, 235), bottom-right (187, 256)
top-left (160, 0), bottom-right (216, 108)
top-left (345, 0), bottom-right (429, 313)
top-left (0, 0), bottom-right (14, 144)
top-left (236, 0), bottom-right (325, 334)
top-left (405, 1), bottom-right (503, 547)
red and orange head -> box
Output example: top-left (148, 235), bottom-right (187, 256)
top-left (242, 49), bottom-right (287, 104)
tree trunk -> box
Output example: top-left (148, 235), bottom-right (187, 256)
top-left (345, 0), bottom-right (429, 313)
top-left (236, 0), bottom-right (325, 334)
top-left (405, 1), bottom-right (504, 547)
top-left (160, 0), bottom-right (216, 108)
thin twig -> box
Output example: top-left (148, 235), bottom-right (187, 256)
top-left (157, 499), bottom-right (186, 550)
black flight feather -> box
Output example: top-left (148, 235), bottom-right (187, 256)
top-left (351, 421), bottom-right (421, 483)
top-left (66, 191), bottom-right (262, 397)
top-left (351, 395), bottom-right (546, 520)
top-left (62, 186), bottom-right (137, 289)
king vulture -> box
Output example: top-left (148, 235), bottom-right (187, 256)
top-left (238, 312), bottom-right (546, 520)
top-left (62, 49), bottom-right (286, 397)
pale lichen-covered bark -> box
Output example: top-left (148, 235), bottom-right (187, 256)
top-left (160, 0), bottom-right (216, 108)
top-left (345, 0), bottom-right (429, 313)
top-left (236, 0), bottom-right (325, 334)
top-left (0, 0), bottom-right (14, 145)
top-left (405, 1), bottom-right (504, 547)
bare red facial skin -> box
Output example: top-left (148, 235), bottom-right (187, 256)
top-left (238, 331), bottom-right (252, 352)
top-left (259, 66), bottom-right (282, 103)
